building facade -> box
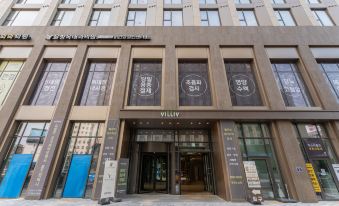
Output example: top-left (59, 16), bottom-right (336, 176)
top-left (0, 0), bottom-right (339, 203)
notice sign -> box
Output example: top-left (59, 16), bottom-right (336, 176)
top-left (101, 160), bottom-right (118, 199)
top-left (243, 161), bottom-right (261, 189)
top-left (332, 164), bottom-right (339, 182)
top-left (306, 163), bottom-right (321, 193)
top-left (303, 138), bottom-right (328, 158)
top-left (115, 159), bottom-right (129, 198)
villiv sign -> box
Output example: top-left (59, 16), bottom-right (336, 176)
top-left (160, 111), bottom-right (180, 118)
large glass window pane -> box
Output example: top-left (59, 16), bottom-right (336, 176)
top-left (80, 62), bottom-right (115, 106)
top-left (61, 0), bottom-right (80, 4)
top-left (164, 0), bottom-right (182, 4)
top-left (312, 10), bottom-right (334, 26)
top-left (164, 10), bottom-right (183, 26)
top-left (30, 62), bottom-right (69, 106)
top-left (238, 10), bottom-right (258, 26)
top-left (0, 61), bottom-right (24, 105)
top-left (275, 10), bottom-right (296, 26)
top-left (51, 10), bottom-right (75, 26)
top-left (199, 0), bottom-right (216, 4)
top-left (3, 10), bottom-right (39, 26)
top-left (272, 63), bottom-right (313, 107)
top-left (200, 10), bottom-right (220, 26)
top-left (130, 0), bottom-right (148, 4)
top-left (89, 10), bottom-right (110, 26)
top-left (179, 61), bottom-right (212, 106)
top-left (128, 61), bottom-right (162, 106)
top-left (96, 0), bottom-right (114, 3)
top-left (17, 0), bottom-right (44, 4)
top-left (225, 62), bottom-right (262, 106)
top-left (127, 10), bottom-right (146, 26)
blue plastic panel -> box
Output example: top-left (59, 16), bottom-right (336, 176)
top-left (62, 154), bottom-right (92, 198)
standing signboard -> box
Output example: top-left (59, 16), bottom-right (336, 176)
top-left (100, 160), bottom-right (118, 200)
top-left (243, 161), bottom-right (263, 204)
top-left (115, 158), bottom-right (129, 198)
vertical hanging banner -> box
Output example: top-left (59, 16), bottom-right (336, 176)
top-left (95, 119), bottom-right (120, 199)
top-left (220, 121), bottom-right (246, 201)
top-left (306, 163), bottom-right (321, 193)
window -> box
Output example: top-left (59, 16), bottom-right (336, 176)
top-left (318, 63), bottom-right (339, 102)
top-left (30, 62), bottom-right (69, 106)
top-left (199, 0), bottom-right (216, 4)
top-left (61, 0), bottom-right (80, 4)
top-left (179, 61), bottom-right (212, 106)
top-left (295, 123), bottom-right (339, 199)
top-left (0, 122), bottom-right (49, 197)
top-left (308, 0), bottom-right (320, 3)
top-left (200, 10), bottom-right (220, 26)
top-left (312, 10), bottom-right (334, 26)
top-left (80, 62), bottom-right (115, 106)
top-left (234, 0), bottom-right (251, 4)
top-left (272, 63), bottom-right (313, 107)
top-left (164, 0), bottom-right (182, 4)
top-left (128, 61), bottom-right (162, 106)
top-left (3, 10), bottom-right (38, 26)
top-left (17, 0), bottom-right (44, 4)
top-left (89, 10), bottom-right (110, 26)
top-left (0, 61), bottom-right (24, 106)
top-left (271, 0), bottom-right (285, 4)
top-left (275, 10), bottom-right (296, 26)
top-left (130, 0), bottom-right (147, 4)
top-left (164, 10), bottom-right (183, 26)
top-left (238, 10), bottom-right (258, 26)
top-left (51, 10), bottom-right (74, 26)
top-left (96, 0), bottom-right (114, 3)
top-left (54, 122), bottom-right (104, 198)
top-left (237, 123), bottom-right (287, 199)
top-left (126, 10), bottom-right (147, 26)
top-left (225, 62), bottom-right (262, 106)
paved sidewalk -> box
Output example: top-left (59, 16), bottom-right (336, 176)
top-left (0, 195), bottom-right (338, 206)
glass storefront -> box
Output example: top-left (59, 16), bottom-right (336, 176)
top-left (0, 122), bottom-right (49, 198)
top-left (236, 123), bottom-right (287, 199)
top-left (134, 129), bottom-right (215, 194)
top-left (54, 122), bottom-right (104, 199)
top-left (295, 123), bottom-right (339, 200)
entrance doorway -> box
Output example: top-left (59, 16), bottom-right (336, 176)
top-left (139, 153), bottom-right (168, 193)
top-left (180, 152), bottom-right (214, 194)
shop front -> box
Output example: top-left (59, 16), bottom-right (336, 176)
top-left (127, 128), bottom-right (215, 196)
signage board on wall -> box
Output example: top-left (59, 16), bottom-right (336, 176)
top-left (45, 34), bottom-right (151, 41)
top-left (303, 138), bottom-right (328, 158)
top-left (220, 121), bottom-right (246, 201)
top-left (243, 161), bottom-right (261, 189)
top-left (0, 34), bottom-right (31, 40)
top-left (306, 163), bottom-right (322, 193)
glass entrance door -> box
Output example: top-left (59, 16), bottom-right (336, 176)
top-left (312, 159), bottom-right (339, 199)
top-left (140, 153), bottom-right (168, 193)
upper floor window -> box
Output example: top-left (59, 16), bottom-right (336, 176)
top-left (89, 10), bottom-right (110, 26)
top-left (164, 0), bottom-right (182, 4)
top-left (179, 61), bottom-right (212, 106)
top-left (275, 10), bottom-right (296, 26)
top-left (308, 0), bottom-right (320, 4)
top-left (17, 0), bottom-right (44, 4)
top-left (318, 63), bottom-right (339, 102)
top-left (271, 0), bottom-right (285, 4)
top-left (225, 62), bottom-right (262, 106)
top-left (127, 10), bottom-right (147, 26)
top-left (200, 10), bottom-right (220, 26)
top-left (96, 0), bottom-right (114, 3)
top-left (130, 0), bottom-right (148, 4)
top-left (238, 9), bottom-right (258, 26)
top-left (80, 62), bottom-right (116, 106)
top-left (51, 10), bottom-right (75, 26)
top-left (0, 61), bottom-right (24, 106)
top-left (199, 0), bottom-right (216, 4)
top-left (30, 62), bottom-right (69, 106)
top-left (61, 0), bottom-right (80, 4)
top-left (164, 10), bottom-right (183, 26)
top-left (234, 0), bottom-right (251, 4)
top-left (271, 63), bottom-right (313, 107)
top-left (128, 61), bottom-right (162, 106)
top-left (312, 10), bottom-right (334, 26)
top-left (3, 10), bottom-right (38, 26)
